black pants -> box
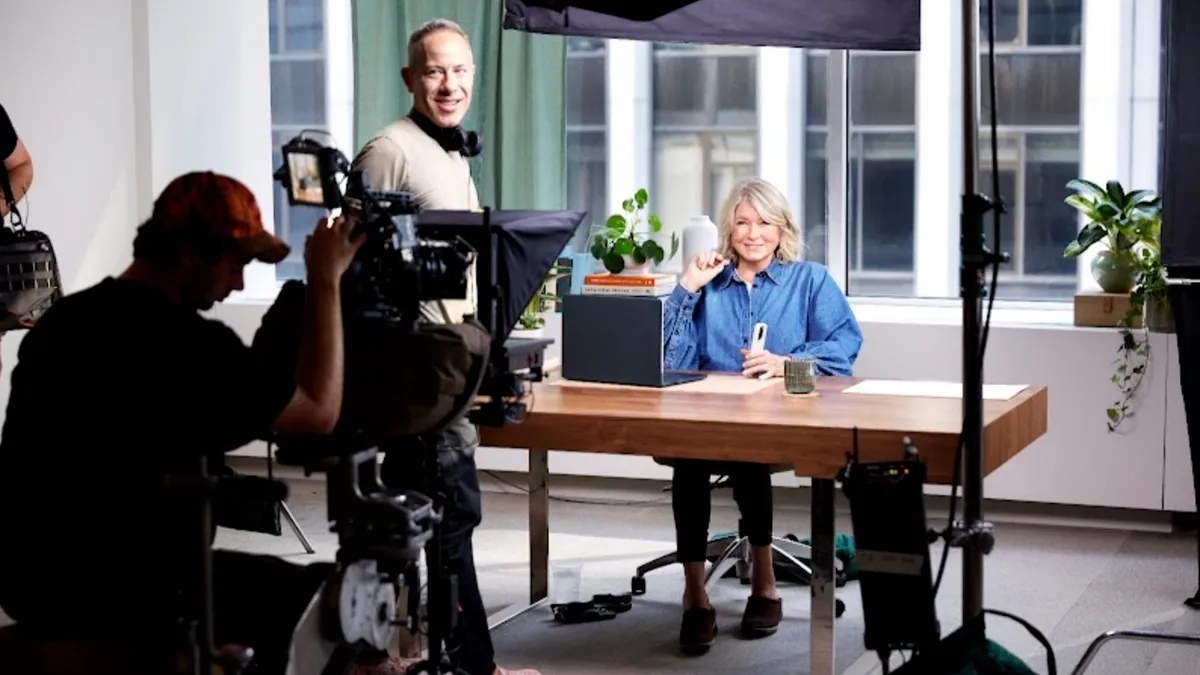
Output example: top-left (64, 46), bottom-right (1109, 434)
top-left (672, 459), bottom-right (774, 563)
top-left (374, 418), bottom-right (494, 675)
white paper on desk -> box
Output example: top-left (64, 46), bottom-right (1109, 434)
top-left (843, 379), bottom-right (1027, 401)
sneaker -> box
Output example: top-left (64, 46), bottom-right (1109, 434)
top-left (679, 605), bottom-right (717, 652)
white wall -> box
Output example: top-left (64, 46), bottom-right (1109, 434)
top-left (0, 0), bottom-right (275, 426)
top-left (0, 0), bottom-right (143, 415)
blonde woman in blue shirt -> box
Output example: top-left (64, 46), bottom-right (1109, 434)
top-left (662, 177), bottom-right (863, 652)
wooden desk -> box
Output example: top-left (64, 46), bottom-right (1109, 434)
top-left (481, 374), bottom-right (1048, 675)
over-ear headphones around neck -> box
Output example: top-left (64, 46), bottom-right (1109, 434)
top-left (409, 108), bottom-right (484, 158)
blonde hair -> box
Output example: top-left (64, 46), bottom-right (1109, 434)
top-left (715, 178), bottom-right (803, 263)
top-left (407, 19), bottom-right (471, 67)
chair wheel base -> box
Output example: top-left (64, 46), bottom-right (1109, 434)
top-left (631, 576), bottom-right (647, 596)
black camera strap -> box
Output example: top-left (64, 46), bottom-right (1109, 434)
top-left (0, 161), bottom-right (23, 230)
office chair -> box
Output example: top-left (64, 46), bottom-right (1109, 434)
top-left (630, 460), bottom-right (846, 618)
top-left (1071, 629), bottom-right (1200, 674)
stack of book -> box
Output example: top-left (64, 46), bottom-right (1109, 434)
top-left (580, 272), bottom-right (677, 297)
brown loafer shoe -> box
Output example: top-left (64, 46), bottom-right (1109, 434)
top-left (741, 595), bottom-right (782, 638)
top-left (679, 605), bottom-right (717, 651)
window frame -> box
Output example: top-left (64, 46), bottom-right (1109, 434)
top-left (565, 40), bottom-right (609, 250)
top-left (260, 0), bottom-right (353, 293)
top-left (648, 47), bottom-right (760, 240)
top-left (269, 0), bottom-right (332, 277)
top-left (236, 0), bottom-right (1160, 328)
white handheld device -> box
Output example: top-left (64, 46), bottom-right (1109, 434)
top-left (749, 323), bottom-right (771, 379)
top-left (750, 322), bottom-right (768, 353)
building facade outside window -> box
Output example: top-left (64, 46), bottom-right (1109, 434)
top-left (566, 37), bottom-right (608, 251)
top-left (650, 43), bottom-right (760, 251)
top-left (268, 0), bottom-right (328, 281)
top-left (562, 0), bottom-right (1167, 309)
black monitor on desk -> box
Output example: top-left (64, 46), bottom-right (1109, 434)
top-left (561, 293), bottom-right (705, 387)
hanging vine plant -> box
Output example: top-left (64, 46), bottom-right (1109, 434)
top-left (1107, 310), bottom-right (1150, 433)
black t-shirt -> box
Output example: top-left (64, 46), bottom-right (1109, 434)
top-left (0, 102), bottom-right (17, 160)
top-left (0, 277), bottom-right (294, 628)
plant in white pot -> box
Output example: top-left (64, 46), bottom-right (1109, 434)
top-left (589, 188), bottom-right (679, 275)
top-left (512, 263), bottom-right (570, 339)
top-left (1063, 179), bottom-right (1160, 293)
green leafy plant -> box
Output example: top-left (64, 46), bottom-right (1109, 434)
top-left (517, 263), bottom-right (571, 331)
top-left (589, 188), bottom-right (679, 274)
top-left (1066, 181), bottom-right (1164, 432)
top-left (1064, 179), bottom-right (1161, 295)
top-left (1063, 179), bottom-right (1160, 259)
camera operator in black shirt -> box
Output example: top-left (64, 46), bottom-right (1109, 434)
top-left (0, 172), bottom-right (412, 674)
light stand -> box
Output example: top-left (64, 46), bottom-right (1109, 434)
top-left (954, 0), bottom-right (1003, 622)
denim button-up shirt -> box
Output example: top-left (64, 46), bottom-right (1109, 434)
top-left (662, 259), bottom-right (863, 377)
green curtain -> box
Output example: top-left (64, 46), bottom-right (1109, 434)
top-left (351, 0), bottom-right (566, 211)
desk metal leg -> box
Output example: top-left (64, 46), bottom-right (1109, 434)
top-left (810, 478), bottom-right (837, 675)
top-left (529, 448), bottom-right (550, 604)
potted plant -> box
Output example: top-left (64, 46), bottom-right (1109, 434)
top-left (1064, 179), bottom-right (1166, 432)
top-left (1063, 179), bottom-right (1160, 293)
top-left (512, 263), bottom-right (571, 339)
top-left (589, 188), bottom-right (680, 275)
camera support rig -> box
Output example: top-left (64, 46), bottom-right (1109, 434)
top-left (273, 439), bottom-right (448, 675)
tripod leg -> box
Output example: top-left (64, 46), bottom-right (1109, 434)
top-left (281, 501), bottom-right (316, 554)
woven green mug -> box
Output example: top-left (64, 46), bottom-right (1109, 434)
top-left (784, 357), bottom-right (817, 394)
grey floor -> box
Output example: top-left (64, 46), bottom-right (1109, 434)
top-left (4, 468), bottom-right (1199, 674)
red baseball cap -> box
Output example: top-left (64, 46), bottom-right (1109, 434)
top-left (151, 171), bottom-right (290, 264)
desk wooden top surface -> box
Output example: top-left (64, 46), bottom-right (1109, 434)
top-left (480, 374), bottom-right (1048, 485)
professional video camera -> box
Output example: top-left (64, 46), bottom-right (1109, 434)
top-left (270, 131), bottom-right (584, 431)
top-left (168, 131), bottom-right (584, 675)
top-left (230, 131), bottom-right (581, 675)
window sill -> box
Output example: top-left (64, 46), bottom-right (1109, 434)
top-left (849, 297), bottom-right (1079, 329)
top-left (221, 284), bottom-right (1100, 333)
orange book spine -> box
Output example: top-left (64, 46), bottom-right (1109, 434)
top-left (582, 274), bottom-right (674, 287)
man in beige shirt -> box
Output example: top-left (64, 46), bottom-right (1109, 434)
top-left (350, 19), bottom-right (541, 675)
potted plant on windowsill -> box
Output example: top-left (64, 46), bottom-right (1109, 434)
top-left (1063, 179), bottom-right (1159, 293)
top-left (1063, 179), bottom-right (1166, 432)
top-left (511, 262), bottom-right (571, 339)
top-left (589, 188), bottom-right (680, 275)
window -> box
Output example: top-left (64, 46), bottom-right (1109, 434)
top-left (559, 0), bottom-right (1114, 307)
top-left (977, 0), bottom-right (1083, 300)
top-left (651, 44), bottom-right (759, 244)
top-left (268, 0), bottom-right (330, 282)
top-left (805, 51), bottom-right (918, 295)
top-left (566, 37), bottom-right (608, 251)
top-left (802, 0), bottom-right (1081, 300)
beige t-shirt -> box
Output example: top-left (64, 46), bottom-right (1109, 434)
top-left (351, 115), bottom-right (480, 324)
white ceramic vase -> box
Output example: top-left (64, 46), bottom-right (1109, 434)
top-left (682, 215), bottom-right (719, 266)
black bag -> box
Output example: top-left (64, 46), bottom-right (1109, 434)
top-left (0, 166), bottom-right (63, 332)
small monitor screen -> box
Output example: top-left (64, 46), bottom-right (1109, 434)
top-left (286, 151), bottom-right (325, 207)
